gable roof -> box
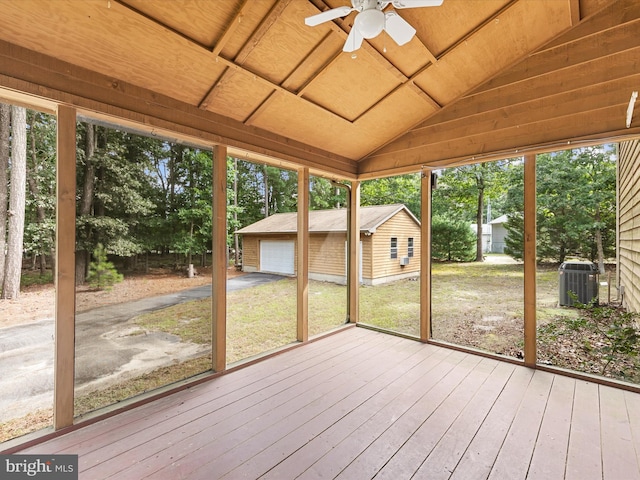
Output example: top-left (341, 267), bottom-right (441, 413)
top-left (236, 204), bottom-right (420, 235)
top-left (490, 214), bottom-right (509, 225)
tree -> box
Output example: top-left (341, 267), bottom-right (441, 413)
top-left (3, 106), bottom-right (27, 299)
top-left (75, 124), bottom-right (155, 282)
top-left (432, 161), bottom-right (513, 261)
top-left (503, 148), bottom-right (616, 266)
top-left (309, 176), bottom-right (345, 210)
top-left (0, 104), bottom-right (9, 295)
top-left (86, 243), bottom-right (123, 290)
top-left (361, 174), bottom-right (421, 219)
top-left (24, 111), bottom-right (56, 275)
top-left (431, 216), bottom-right (476, 262)
top-left (75, 122), bottom-right (97, 283)
top-left (171, 149), bottom-right (213, 265)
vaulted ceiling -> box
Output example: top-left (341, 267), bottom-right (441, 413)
top-left (0, 0), bottom-right (638, 179)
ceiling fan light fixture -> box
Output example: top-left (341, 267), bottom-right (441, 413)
top-left (355, 9), bottom-right (385, 39)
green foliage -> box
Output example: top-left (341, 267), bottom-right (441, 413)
top-left (432, 161), bottom-right (514, 222)
top-left (310, 176), bottom-right (346, 210)
top-left (503, 147), bottom-right (616, 263)
top-left (431, 215), bottom-right (476, 262)
top-left (20, 270), bottom-right (54, 287)
top-left (87, 243), bottom-right (124, 290)
top-left (24, 111), bottom-right (57, 260)
top-left (234, 160), bottom-right (297, 227)
top-left (16, 110), bottom-right (617, 278)
top-left (361, 174), bottom-right (421, 219)
top-left (75, 124), bottom-right (155, 260)
top-left (432, 160), bottom-right (517, 261)
top-left (504, 212), bottom-right (524, 261)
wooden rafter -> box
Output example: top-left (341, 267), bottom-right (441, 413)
top-left (0, 0), bottom-right (632, 178)
top-left (234, 0), bottom-right (294, 65)
top-left (210, 0), bottom-right (251, 57)
top-left (569, 0), bottom-right (581, 26)
top-left (245, 32), bottom-right (338, 125)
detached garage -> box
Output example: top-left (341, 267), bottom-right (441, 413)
top-left (236, 204), bottom-right (421, 285)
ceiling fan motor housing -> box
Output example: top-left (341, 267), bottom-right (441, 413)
top-left (355, 8), bottom-right (386, 38)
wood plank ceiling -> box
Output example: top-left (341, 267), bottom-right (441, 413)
top-left (0, 0), bottom-right (638, 179)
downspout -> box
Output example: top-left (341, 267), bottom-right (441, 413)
top-left (331, 181), bottom-right (352, 323)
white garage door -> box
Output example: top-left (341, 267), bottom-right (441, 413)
top-left (260, 240), bottom-right (295, 275)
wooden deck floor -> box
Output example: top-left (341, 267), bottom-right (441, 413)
top-left (17, 327), bottom-right (640, 479)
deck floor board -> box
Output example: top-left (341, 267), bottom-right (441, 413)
top-left (9, 327), bottom-right (640, 480)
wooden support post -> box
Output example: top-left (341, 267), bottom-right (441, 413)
top-left (297, 167), bottom-right (309, 342)
top-left (524, 154), bottom-right (537, 367)
top-left (348, 181), bottom-right (360, 323)
top-left (212, 145), bottom-right (227, 372)
top-left (420, 170), bottom-right (432, 342)
top-left (54, 105), bottom-right (76, 429)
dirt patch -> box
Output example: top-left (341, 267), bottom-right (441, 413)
top-left (0, 267), bottom-right (243, 329)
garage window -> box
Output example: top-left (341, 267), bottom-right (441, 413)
top-left (408, 237), bottom-right (414, 257)
top-left (390, 237), bottom-right (398, 259)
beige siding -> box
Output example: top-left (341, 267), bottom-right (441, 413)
top-left (361, 235), bottom-right (373, 280)
top-left (371, 210), bottom-right (421, 279)
top-left (310, 233), bottom-right (346, 277)
top-left (241, 236), bottom-right (259, 270)
top-left (619, 140), bottom-right (640, 313)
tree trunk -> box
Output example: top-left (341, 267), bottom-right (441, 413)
top-left (3, 106), bottom-right (27, 299)
top-left (76, 123), bottom-right (96, 285)
top-left (0, 104), bottom-right (10, 294)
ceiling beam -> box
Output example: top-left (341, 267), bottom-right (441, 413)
top-left (405, 75), bottom-right (640, 148)
top-left (234, 0), bottom-right (293, 65)
top-left (418, 48), bottom-right (640, 129)
top-left (116, 0), bottom-right (355, 124)
top-left (461, 16), bottom-right (640, 99)
top-left (0, 40), bottom-right (357, 177)
top-left (536, 0), bottom-right (636, 51)
top-left (569, 0), bottom-right (581, 25)
top-left (360, 99), bottom-right (640, 175)
top-left (211, 0), bottom-right (251, 57)
top-left (246, 32), bottom-right (339, 125)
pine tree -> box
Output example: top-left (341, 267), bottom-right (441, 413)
top-left (86, 243), bottom-right (123, 290)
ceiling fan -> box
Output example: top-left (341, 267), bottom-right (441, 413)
top-left (305, 0), bottom-right (444, 53)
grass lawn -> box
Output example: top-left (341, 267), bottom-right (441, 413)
top-left (132, 260), bottom-right (566, 365)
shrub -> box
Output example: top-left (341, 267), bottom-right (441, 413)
top-left (431, 216), bottom-right (476, 262)
top-left (87, 243), bottom-right (124, 290)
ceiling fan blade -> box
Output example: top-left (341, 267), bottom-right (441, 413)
top-left (384, 11), bottom-right (416, 46)
top-left (391, 0), bottom-right (444, 8)
top-left (305, 6), bottom-right (353, 27)
top-left (343, 26), bottom-right (364, 52)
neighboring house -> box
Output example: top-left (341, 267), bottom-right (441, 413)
top-left (618, 139), bottom-right (640, 313)
top-left (490, 214), bottom-right (509, 253)
top-left (470, 223), bottom-right (492, 253)
top-left (236, 204), bottom-right (421, 286)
